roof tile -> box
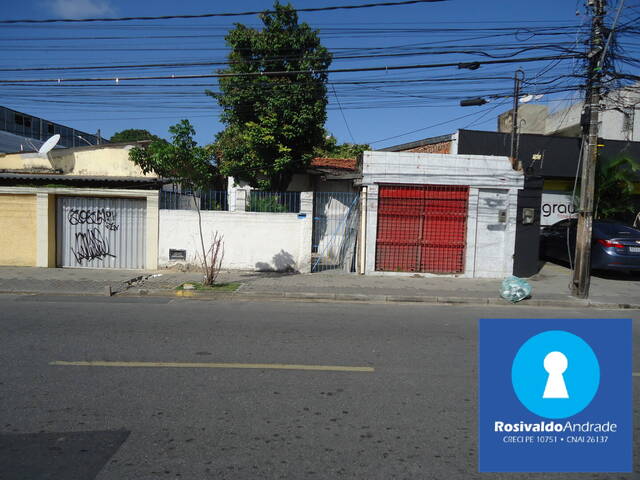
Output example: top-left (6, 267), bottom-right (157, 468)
top-left (310, 157), bottom-right (357, 170)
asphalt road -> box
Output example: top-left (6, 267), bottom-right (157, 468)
top-left (0, 295), bottom-right (638, 479)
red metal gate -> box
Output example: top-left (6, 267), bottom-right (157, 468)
top-left (375, 184), bottom-right (469, 273)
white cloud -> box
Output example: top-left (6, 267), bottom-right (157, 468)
top-left (45, 0), bottom-right (115, 18)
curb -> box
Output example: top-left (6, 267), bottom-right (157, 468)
top-left (1, 287), bottom-right (637, 310)
top-left (0, 289), bottom-right (113, 297)
top-left (113, 288), bottom-right (640, 310)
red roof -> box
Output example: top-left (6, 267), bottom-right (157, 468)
top-left (310, 157), bottom-right (357, 170)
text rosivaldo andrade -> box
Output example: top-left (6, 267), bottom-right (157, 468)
top-left (494, 421), bottom-right (618, 433)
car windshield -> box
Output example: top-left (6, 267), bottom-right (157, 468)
top-left (594, 221), bottom-right (640, 237)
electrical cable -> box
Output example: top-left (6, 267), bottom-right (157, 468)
top-left (367, 107), bottom-right (495, 145)
top-left (0, 54), bottom-right (582, 84)
top-left (332, 84), bottom-right (357, 144)
top-left (0, 0), bottom-right (447, 24)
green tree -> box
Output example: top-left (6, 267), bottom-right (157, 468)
top-left (110, 129), bottom-right (163, 143)
top-left (594, 155), bottom-right (640, 221)
top-left (575, 154), bottom-right (640, 223)
top-left (129, 120), bottom-right (219, 283)
top-left (209, 2), bottom-right (332, 191)
top-left (314, 133), bottom-right (369, 159)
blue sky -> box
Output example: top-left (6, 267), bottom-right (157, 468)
top-left (0, 1), bottom-right (624, 148)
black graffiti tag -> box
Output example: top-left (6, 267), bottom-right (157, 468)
top-left (68, 208), bottom-right (119, 231)
top-left (72, 228), bottom-right (116, 264)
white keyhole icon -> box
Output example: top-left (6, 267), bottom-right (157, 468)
top-left (542, 351), bottom-right (569, 399)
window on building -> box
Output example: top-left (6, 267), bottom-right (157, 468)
top-left (47, 123), bottom-right (54, 134)
top-left (13, 114), bottom-right (31, 129)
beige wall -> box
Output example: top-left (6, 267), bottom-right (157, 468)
top-left (0, 194), bottom-right (37, 266)
top-left (1, 145), bottom-right (157, 178)
top-left (498, 104), bottom-right (549, 135)
top-left (53, 147), bottom-right (154, 177)
top-left (35, 193), bottom-right (57, 267)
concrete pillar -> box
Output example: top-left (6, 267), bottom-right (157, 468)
top-left (504, 188), bottom-right (519, 276)
top-left (357, 186), bottom-right (367, 274)
top-left (299, 191), bottom-right (313, 215)
top-left (228, 177), bottom-right (253, 212)
top-left (465, 187), bottom-right (479, 278)
top-left (146, 191), bottom-right (159, 270)
top-left (36, 193), bottom-right (56, 267)
top-left (227, 176), bottom-right (237, 211)
top-left (297, 191), bottom-right (314, 273)
top-left (235, 189), bottom-right (247, 212)
top-left (364, 184), bottom-right (379, 274)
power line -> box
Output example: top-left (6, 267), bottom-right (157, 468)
top-left (332, 84), bottom-right (356, 143)
top-left (0, 54), bottom-right (581, 84)
top-left (368, 108), bottom-right (489, 144)
top-left (0, 45), bottom-right (579, 72)
top-left (0, 0), bottom-right (446, 24)
top-left (0, 25), bottom-right (586, 40)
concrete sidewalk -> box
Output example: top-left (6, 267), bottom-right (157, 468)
top-left (0, 263), bottom-right (638, 309)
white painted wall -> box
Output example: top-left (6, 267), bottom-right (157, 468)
top-left (472, 188), bottom-right (518, 278)
top-left (543, 85), bottom-right (640, 141)
top-left (544, 102), bottom-right (583, 137)
top-left (159, 195), bottom-right (313, 272)
top-left (361, 151), bottom-right (523, 278)
top-left (497, 83), bottom-right (640, 141)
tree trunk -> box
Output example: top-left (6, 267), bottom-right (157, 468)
top-left (192, 193), bottom-right (210, 285)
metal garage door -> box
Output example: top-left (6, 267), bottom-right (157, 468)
top-left (375, 185), bottom-right (469, 273)
top-left (57, 196), bottom-right (146, 269)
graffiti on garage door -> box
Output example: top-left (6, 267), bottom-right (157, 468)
top-left (57, 197), bottom-right (146, 269)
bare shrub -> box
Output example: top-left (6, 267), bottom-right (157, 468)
top-left (203, 232), bottom-right (224, 286)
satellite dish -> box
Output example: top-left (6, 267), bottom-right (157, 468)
top-left (38, 134), bottom-right (60, 155)
top-left (519, 94), bottom-right (534, 104)
top-left (24, 138), bottom-right (38, 152)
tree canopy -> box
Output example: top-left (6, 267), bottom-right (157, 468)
top-left (574, 154), bottom-right (640, 223)
top-left (128, 120), bottom-right (214, 191)
top-left (110, 128), bottom-right (163, 144)
top-left (209, 2), bottom-right (332, 191)
top-left (594, 155), bottom-right (640, 222)
top-left (314, 134), bottom-right (370, 159)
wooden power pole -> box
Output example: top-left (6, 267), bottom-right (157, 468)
top-left (510, 69), bottom-right (524, 169)
top-left (571, 0), bottom-right (607, 298)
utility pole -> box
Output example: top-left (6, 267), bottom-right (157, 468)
top-left (510, 69), bottom-right (524, 169)
top-left (571, 0), bottom-right (607, 298)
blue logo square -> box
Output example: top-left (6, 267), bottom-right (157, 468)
top-left (479, 318), bottom-right (632, 472)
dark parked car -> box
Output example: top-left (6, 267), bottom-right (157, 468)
top-left (540, 219), bottom-right (640, 272)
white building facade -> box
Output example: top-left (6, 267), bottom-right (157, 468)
top-left (359, 151), bottom-right (524, 278)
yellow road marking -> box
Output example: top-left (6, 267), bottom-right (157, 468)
top-left (50, 360), bottom-right (374, 373)
top-left (175, 290), bottom-right (195, 297)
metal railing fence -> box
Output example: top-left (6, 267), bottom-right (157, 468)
top-left (160, 190), bottom-right (228, 211)
top-left (247, 191), bottom-right (301, 213)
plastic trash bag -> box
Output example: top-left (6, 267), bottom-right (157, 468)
top-left (500, 276), bottom-right (532, 303)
